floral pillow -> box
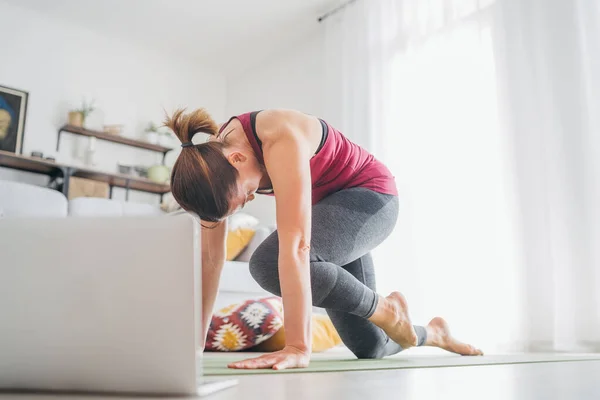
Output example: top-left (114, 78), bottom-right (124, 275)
top-left (205, 297), bottom-right (283, 352)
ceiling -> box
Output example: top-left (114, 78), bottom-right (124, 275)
top-left (5, 0), bottom-right (341, 76)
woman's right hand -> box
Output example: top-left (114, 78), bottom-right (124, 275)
top-left (228, 345), bottom-right (311, 370)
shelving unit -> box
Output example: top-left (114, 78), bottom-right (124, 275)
top-left (56, 125), bottom-right (173, 164)
top-left (1, 125), bottom-right (174, 202)
top-left (0, 151), bottom-right (171, 202)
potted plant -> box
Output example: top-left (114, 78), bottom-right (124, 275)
top-left (68, 99), bottom-right (95, 128)
top-left (158, 129), bottom-right (175, 147)
top-left (145, 122), bottom-right (160, 144)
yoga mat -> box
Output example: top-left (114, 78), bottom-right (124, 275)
top-left (202, 350), bottom-right (600, 376)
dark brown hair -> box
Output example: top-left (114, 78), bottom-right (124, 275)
top-left (165, 108), bottom-right (238, 223)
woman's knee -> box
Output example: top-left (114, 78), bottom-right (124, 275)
top-left (349, 345), bottom-right (386, 360)
top-left (347, 341), bottom-right (385, 360)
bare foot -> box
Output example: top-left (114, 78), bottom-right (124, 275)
top-left (369, 292), bottom-right (418, 349)
top-left (425, 317), bottom-right (483, 356)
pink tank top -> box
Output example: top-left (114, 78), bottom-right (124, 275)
top-left (221, 112), bottom-right (398, 205)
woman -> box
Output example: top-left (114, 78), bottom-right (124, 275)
top-left (167, 108), bottom-right (482, 370)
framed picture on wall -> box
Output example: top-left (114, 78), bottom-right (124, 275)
top-left (0, 85), bottom-right (28, 154)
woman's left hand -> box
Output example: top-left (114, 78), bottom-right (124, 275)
top-left (228, 346), bottom-right (310, 370)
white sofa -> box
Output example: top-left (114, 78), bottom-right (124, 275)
top-left (0, 180), bottom-right (270, 309)
top-left (0, 180), bottom-right (68, 217)
top-left (69, 197), bottom-right (166, 217)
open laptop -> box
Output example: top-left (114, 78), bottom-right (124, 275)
top-left (0, 215), bottom-right (237, 397)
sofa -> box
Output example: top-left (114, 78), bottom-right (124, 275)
top-left (0, 180), bottom-right (270, 309)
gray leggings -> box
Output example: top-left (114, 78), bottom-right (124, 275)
top-left (249, 187), bottom-right (427, 359)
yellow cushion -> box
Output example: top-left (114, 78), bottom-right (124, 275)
top-left (253, 314), bottom-right (343, 353)
top-left (311, 314), bottom-right (343, 352)
top-left (226, 228), bottom-right (255, 261)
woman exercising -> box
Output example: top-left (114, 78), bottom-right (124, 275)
top-left (167, 108), bottom-right (483, 370)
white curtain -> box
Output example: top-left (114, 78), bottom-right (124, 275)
top-left (494, 0), bottom-right (600, 352)
top-left (323, 0), bottom-right (600, 353)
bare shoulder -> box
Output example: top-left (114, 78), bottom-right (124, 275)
top-left (255, 109), bottom-right (321, 146)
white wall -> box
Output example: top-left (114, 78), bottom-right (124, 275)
top-left (225, 30), bottom-right (326, 225)
top-left (0, 1), bottom-right (227, 203)
top-left (0, 0), bottom-right (325, 214)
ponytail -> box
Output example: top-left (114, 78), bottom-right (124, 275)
top-left (164, 108), bottom-right (218, 145)
top-left (166, 108), bottom-right (239, 223)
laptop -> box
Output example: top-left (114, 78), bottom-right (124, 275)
top-left (0, 215), bottom-right (237, 396)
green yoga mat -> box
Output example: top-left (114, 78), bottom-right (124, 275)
top-left (202, 351), bottom-right (600, 376)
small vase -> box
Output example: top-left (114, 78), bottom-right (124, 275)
top-left (84, 137), bottom-right (97, 167)
top-left (68, 111), bottom-right (84, 127)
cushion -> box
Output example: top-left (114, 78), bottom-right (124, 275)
top-left (69, 197), bottom-right (123, 217)
top-left (235, 226), bottom-right (274, 262)
top-left (311, 314), bottom-right (344, 352)
top-left (0, 180), bottom-right (68, 217)
top-left (121, 201), bottom-right (165, 216)
top-left (228, 212), bottom-right (259, 231)
top-left (160, 192), bottom-right (181, 213)
top-left (226, 228), bottom-right (255, 261)
top-left (205, 297), bottom-right (283, 352)
top-left (69, 198), bottom-right (164, 217)
top-left (253, 314), bottom-right (343, 353)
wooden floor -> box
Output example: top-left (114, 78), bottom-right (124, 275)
top-left (1, 360), bottom-right (599, 399)
top-left (209, 360), bottom-right (600, 400)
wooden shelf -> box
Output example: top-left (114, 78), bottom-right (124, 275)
top-left (0, 150), bottom-right (170, 200)
top-left (72, 169), bottom-right (171, 195)
top-left (0, 150), bottom-right (63, 176)
top-left (57, 125), bottom-right (174, 155)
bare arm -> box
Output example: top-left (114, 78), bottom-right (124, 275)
top-left (199, 219), bottom-right (227, 348)
top-left (227, 110), bottom-right (319, 370)
top-left (261, 120), bottom-right (314, 353)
